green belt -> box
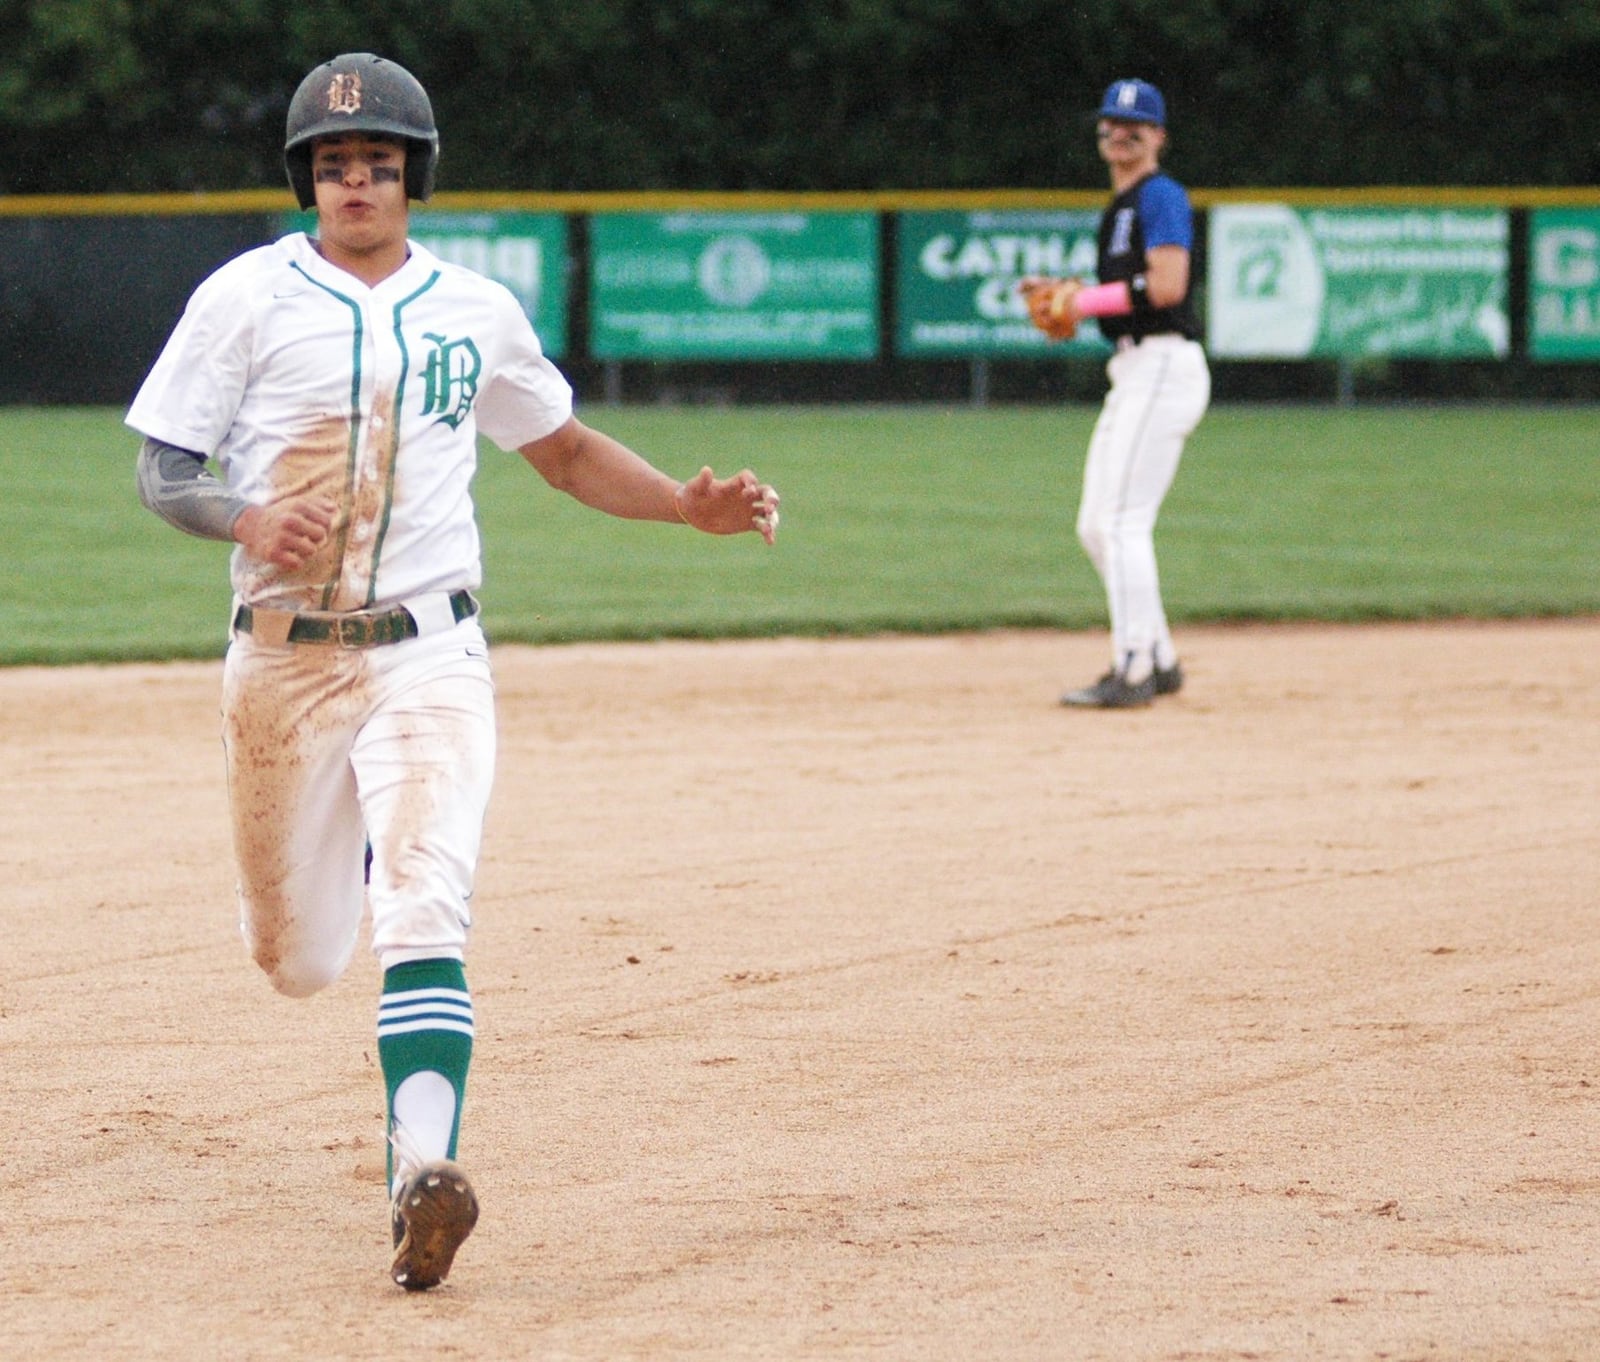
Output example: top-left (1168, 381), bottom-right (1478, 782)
top-left (233, 589), bottom-right (478, 648)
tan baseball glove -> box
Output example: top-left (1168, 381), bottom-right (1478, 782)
top-left (1020, 276), bottom-right (1081, 341)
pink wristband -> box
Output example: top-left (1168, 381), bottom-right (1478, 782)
top-left (1071, 281), bottom-right (1133, 318)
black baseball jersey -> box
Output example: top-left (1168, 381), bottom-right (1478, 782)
top-left (1096, 172), bottom-right (1201, 343)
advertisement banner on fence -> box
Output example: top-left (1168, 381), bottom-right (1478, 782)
top-left (895, 210), bottom-right (1108, 356)
top-left (1207, 205), bottom-right (1509, 359)
top-left (411, 212), bottom-right (569, 358)
top-left (589, 212), bottom-right (879, 359)
top-left (281, 209), bottom-right (570, 357)
top-left (1528, 209), bottom-right (1600, 361)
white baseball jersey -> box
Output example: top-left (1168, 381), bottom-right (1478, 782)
top-left (126, 232), bottom-right (573, 612)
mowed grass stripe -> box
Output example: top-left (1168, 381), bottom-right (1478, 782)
top-left (1, 404), bottom-right (1594, 665)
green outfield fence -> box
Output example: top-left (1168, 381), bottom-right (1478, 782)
top-left (5, 186), bottom-right (1600, 406)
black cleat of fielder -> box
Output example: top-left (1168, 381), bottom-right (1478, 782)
top-left (1060, 670), bottom-right (1156, 709)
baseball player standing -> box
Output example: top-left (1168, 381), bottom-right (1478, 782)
top-left (1022, 78), bottom-right (1209, 708)
top-left (126, 53), bottom-right (779, 1291)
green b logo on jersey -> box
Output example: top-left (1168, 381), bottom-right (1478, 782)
top-left (420, 333), bottom-right (483, 429)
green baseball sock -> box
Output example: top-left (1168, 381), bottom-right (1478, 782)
top-left (377, 958), bottom-right (474, 1193)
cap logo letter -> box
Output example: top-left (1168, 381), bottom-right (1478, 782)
top-left (1117, 83), bottom-right (1137, 110)
top-left (327, 73), bottom-right (362, 115)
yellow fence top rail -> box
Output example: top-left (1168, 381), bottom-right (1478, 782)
top-left (2, 186), bottom-right (1599, 217)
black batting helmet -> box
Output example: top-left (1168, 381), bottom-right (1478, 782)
top-left (283, 53), bottom-right (438, 209)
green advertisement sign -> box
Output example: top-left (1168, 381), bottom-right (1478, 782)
top-left (589, 212), bottom-right (879, 359)
top-left (1207, 205), bottom-right (1509, 359)
top-left (895, 210), bottom-right (1108, 356)
top-left (1529, 209), bottom-right (1600, 361)
top-left (410, 211), bottom-right (569, 358)
top-left (279, 209), bottom-right (569, 357)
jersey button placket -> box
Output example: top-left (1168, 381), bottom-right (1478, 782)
top-left (350, 296), bottom-right (401, 599)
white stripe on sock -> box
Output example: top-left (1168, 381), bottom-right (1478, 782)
top-left (380, 1000), bottom-right (475, 1023)
top-left (378, 1017), bottom-right (476, 1040)
top-left (381, 987), bottom-right (471, 1007)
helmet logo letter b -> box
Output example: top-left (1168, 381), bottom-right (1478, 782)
top-left (327, 73), bottom-right (363, 115)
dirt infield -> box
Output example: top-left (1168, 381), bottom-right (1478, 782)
top-left (5, 620), bottom-right (1599, 1361)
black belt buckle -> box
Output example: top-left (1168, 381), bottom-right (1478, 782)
top-left (335, 609), bottom-right (414, 647)
top-left (334, 613), bottom-right (375, 647)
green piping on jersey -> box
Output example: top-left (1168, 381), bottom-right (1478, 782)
top-left (369, 270), bottom-right (443, 607)
top-left (290, 260), bottom-right (364, 611)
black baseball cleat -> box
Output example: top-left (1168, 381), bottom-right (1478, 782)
top-left (390, 1159), bottom-right (479, 1291)
top-left (1153, 661), bottom-right (1184, 696)
top-left (1060, 670), bottom-right (1155, 709)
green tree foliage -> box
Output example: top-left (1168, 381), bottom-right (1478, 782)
top-left (0, 0), bottom-right (1594, 194)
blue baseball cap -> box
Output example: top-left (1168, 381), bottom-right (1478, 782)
top-left (1097, 78), bottom-right (1166, 126)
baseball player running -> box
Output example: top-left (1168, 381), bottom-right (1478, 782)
top-left (126, 53), bottom-right (779, 1291)
top-left (1022, 78), bottom-right (1209, 708)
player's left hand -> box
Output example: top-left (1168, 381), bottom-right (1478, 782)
top-left (676, 466), bottom-right (781, 545)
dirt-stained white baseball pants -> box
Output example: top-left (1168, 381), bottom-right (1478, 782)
top-left (220, 618), bottom-right (496, 997)
top-left (1077, 334), bottom-right (1211, 676)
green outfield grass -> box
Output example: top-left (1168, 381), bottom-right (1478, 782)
top-left (2, 403), bottom-right (1595, 666)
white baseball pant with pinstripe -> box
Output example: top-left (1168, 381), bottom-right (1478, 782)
top-left (1076, 334), bottom-right (1210, 681)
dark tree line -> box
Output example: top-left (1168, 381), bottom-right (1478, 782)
top-left (1, 0), bottom-right (1596, 195)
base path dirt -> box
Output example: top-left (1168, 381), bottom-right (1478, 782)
top-left (4, 620), bottom-right (1598, 1361)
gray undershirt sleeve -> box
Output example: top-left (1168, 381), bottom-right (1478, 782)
top-left (135, 436), bottom-right (250, 542)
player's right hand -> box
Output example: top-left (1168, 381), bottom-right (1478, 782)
top-left (233, 494), bottom-right (339, 571)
